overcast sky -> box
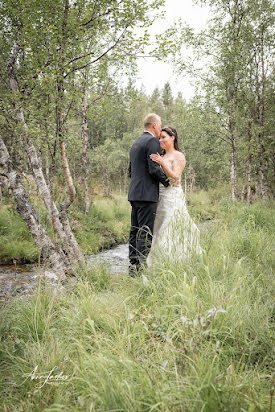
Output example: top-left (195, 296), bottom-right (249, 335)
top-left (135, 0), bottom-right (210, 100)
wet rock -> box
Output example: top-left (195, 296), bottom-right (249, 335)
top-left (44, 271), bottom-right (59, 282)
top-left (0, 265), bottom-right (62, 305)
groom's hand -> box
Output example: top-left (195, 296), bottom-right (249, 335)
top-left (147, 138), bottom-right (169, 187)
top-left (150, 153), bottom-right (164, 166)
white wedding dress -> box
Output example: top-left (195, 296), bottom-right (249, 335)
top-left (147, 160), bottom-right (202, 266)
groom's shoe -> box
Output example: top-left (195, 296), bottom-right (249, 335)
top-left (129, 265), bottom-right (139, 277)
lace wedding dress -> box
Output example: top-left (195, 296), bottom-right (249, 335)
top-left (147, 160), bottom-right (202, 266)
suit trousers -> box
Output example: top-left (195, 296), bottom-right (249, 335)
top-left (129, 201), bottom-right (158, 272)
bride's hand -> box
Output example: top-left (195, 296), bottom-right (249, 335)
top-left (150, 153), bottom-right (164, 165)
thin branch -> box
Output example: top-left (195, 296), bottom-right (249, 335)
top-left (66, 50), bottom-right (96, 66)
top-left (87, 79), bottom-right (112, 109)
top-left (63, 97), bottom-right (74, 125)
top-left (63, 26), bottom-right (129, 78)
top-left (215, 132), bottom-right (232, 145)
top-left (121, 53), bottom-right (160, 58)
top-left (82, 1), bottom-right (124, 27)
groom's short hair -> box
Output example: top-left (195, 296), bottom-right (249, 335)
top-left (144, 113), bottom-right (161, 129)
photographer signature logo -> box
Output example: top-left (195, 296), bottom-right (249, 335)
top-left (22, 365), bottom-right (70, 388)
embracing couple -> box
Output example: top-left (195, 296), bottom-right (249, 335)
top-left (128, 113), bottom-right (202, 276)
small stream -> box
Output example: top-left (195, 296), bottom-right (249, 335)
top-left (86, 243), bottom-right (129, 273)
top-left (0, 264), bottom-right (38, 303)
top-left (0, 244), bottom-right (129, 303)
top-left (0, 220), bottom-right (217, 303)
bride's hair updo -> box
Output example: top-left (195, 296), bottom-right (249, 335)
top-left (162, 126), bottom-right (180, 151)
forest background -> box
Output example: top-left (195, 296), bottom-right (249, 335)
top-left (0, 0), bottom-right (274, 275)
top-left (0, 1), bottom-right (274, 410)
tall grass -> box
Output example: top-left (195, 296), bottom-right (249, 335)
top-left (0, 193), bottom-right (131, 263)
top-left (73, 193), bottom-right (130, 254)
top-left (0, 205), bottom-right (39, 263)
top-left (0, 193), bottom-right (274, 411)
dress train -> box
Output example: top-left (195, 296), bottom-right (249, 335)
top-left (147, 162), bottom-right (202, 266)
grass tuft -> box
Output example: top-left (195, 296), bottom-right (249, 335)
top-left (0, 193), bottom-right (274, 411)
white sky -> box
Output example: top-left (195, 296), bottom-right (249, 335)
top-left (136, 0), bottom-right (210, 100)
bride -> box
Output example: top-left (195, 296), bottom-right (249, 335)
top-left (147, 126), bottom-right (202, 266)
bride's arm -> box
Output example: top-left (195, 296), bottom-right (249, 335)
top-left (150, 153), bottom-right (186, 182)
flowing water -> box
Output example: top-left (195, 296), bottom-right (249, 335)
top-left (86, 243), bottom-right (128, 273)
top-left (0, 220), bottom-right (216, 303)
top-left (0, 244), bottom-right (129, 303)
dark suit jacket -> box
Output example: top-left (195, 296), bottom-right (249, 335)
top-left (128, 132), bottom-right (169, 202)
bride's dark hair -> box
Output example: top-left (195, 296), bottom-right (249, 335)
top-left (161, 126), bottom-right (181, 151)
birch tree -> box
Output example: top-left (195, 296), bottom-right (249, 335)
top-left (0, 0), bottom-right (164, 273)
top-left (0, 135), bottom-right (69, 278)
top-left (172, 0), bottom-right (274, 199)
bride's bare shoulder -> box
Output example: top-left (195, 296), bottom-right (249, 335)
top-left (174, 151), bottom-right (186, 164)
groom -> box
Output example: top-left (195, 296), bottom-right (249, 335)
top-left (128, 113), bottom-right (169, 275)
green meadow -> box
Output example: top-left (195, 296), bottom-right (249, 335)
top-left (0, 190), bottom-right (274, 411)
top-left (0, 193), bottom-right (130, 264)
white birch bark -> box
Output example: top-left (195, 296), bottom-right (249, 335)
top-left (0, 177), bottom-right (3, 206)
top-left (0, 136), bottom-right (69, 280)
top-left (7, 43), bottom-right (84, 267)
top-left (230, 137), bottom-right (237, 201)
top-left (54, 0), bottom-right (85, 265)
top-left (247, 121), bottom-right (252, 204)
top-left (81, 80), bottom-right (91, 215)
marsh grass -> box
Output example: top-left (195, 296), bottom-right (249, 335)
top-left (0, 192), bottom-right (130, 262)
top-left (0, 205), bottom-right (39, 263)
top-left (73, 193), bottom-right (130, 254)
top-left (0, 194), bottom-right (274, 411)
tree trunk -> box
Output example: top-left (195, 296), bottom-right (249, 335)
top-left (0, 177), bottom-right (3, 206)
top-left (246, 148), bottom-right (252, 204)
top-left (7, 43), bottom-right (84, 268)
top-left (226, 1), bottom-right (243, 201)
top-left (247, 160), bottom-right (252, 204)
top-left (124, 169), bottom-right (128, 194)
top-left (259, 27), bottom-right (269, 199)
top-left (106, 171), bottom-right (112, 197)
top-left (247, 122), bottom-right (252, 204)
top-left (0, 136), bottom-right (69, 279)
top-left (230, 135), bottom-right (237, 201)
top-left (60, 140), bottom-right (76, 209)
top-left (190, 174), bottom-right (195, 192)
top-left (258, 144), bottom-right (269, 200)
top-left (255, 167), bottom-right (261, 199)
top-left (228, 100), bottom-right (238, 201)
top-left (81, 78), bottom-right (91, 215)
top-left (59, 141), bottom-right (85, 265)
top-left (47, 151), bottom-right (59, 245)
top-left (241, 170), bottom-right (246, 201)
top-left (184, 174), bottom-right (187, 194)
top-left (55, 0), bottom-right (85, 266)
top-left (254, 30), bottom-right (269, 200)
